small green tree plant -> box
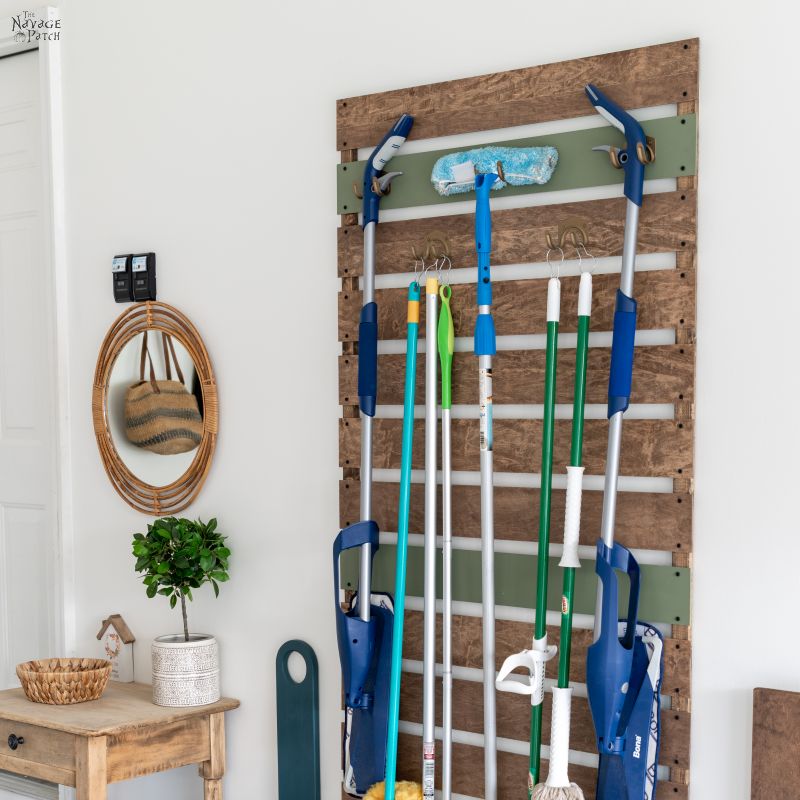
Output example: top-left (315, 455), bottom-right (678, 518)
top-left (132, 517), bottom-right (230, 642)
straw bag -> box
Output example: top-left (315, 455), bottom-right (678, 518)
top-left (125, 331), bottom-right (203, 455)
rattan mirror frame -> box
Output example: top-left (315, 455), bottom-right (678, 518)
top-left (92, 301), bottom-right (218, 515)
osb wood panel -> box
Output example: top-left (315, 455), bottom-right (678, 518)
top-left (340, 417), bottom-right (693, 478)
top-left (338, 190), bottom-right (697, 277)
top-left (337, 39), bottom-right (699, 150)
top-left (338, 268), bottom-right (696, 342)
top-left (340, 481), bottom-right (692, 554)
top-left (354, 734), bottom-right (690, 800)
top-left (751, 688), bottom-right (800, 799)
top-left (400, 610), bottom-right (691, 700)
top-left (398, 673), bottom-right (690, 768)
top-left (340, 344), bottom-right (695, 406)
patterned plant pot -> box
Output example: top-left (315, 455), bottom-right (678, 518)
top-left (151, 634), bottom-right (220, 707)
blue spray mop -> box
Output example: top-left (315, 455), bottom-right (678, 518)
top-left (334, 114), bottom-right (414, 796)
top-left (583, 84), bottom-right (664, 800)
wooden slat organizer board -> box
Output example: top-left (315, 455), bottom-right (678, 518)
top-left (337, 38), bottom-right (697, 799)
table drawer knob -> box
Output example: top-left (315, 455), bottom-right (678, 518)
top-left (7, 734), bottom-right (24, 750)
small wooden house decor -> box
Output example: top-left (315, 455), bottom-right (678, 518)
top-left (97, 614), bottom-right (135, 682)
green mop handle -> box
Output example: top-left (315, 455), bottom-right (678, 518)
top-left (558, 271), bottom-right (592, 687)
top-left (529, 276), bottom-right (560, 790)
top-left (384, 281), bottom-right (421, 800)
top-left (438, 285), bottom-right (454, 410)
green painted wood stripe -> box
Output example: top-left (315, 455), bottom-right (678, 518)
top-left (337, 114), bottom-right (697, 214)
top-left (341, 544), bottom-right (689, 626)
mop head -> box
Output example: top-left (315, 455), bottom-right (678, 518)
top-left (531, 783), bottom-right (586, 799)
top-left (431, 145), bottom-right (558, 196)
top-left (364, 781), bottom-right (422, 800)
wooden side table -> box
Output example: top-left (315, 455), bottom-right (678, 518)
top-left (0, 682), bottom-right (239, 799)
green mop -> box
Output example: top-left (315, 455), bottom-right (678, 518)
top-left (532, 267), bottom-right (592, 800)
top-left (496, 268), bottom-right (560, 795)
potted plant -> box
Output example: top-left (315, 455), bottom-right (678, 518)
top-left (132, 516), bottom-right (230, 707)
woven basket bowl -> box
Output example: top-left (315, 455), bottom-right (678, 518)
top-left (16, 658), bottom-right (112, 705)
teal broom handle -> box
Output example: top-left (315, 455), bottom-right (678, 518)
top-left (384, 281), bottom-right (421, 800)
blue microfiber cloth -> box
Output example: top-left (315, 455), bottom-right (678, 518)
top-left (431, 145), bottom-right (558, 197)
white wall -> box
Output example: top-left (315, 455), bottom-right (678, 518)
top-left (1, 0), bottom-right (797, 798)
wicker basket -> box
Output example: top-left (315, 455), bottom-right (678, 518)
top-left (16, 658), bottom-right (112, 705)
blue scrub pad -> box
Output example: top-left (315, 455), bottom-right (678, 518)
top-left (431, 145), bottom-right (558, 196)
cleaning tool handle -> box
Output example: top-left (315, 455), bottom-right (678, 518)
top-left (578, 271), bottom-right (592, 317)
top-left (438, 285), bottom-right (454, 410)
top-left (362, 114), bottom-right (414, 227)
top-left (475, 172), bottom-right (498, 303)
top-left (586, 540), bottom-right (641, 754)
top-left (559, 466), bottom-right (584, 569)
top-left (332, 520), bottom-right (380, 710)
top-left (385, 281), bottom-right (421, 800)
top-left (358, 302), bottom-right (378, 417)
top-left (608, 290), bottom-right (637, 418)
top-left (585, 84), bottom-right (647, 207)
top-left (546, 688), bottom-right (574, 788)
top-left (547, 277), bottom-right (561, 323)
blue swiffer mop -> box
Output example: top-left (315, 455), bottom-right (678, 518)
top-left (431, 146), bottom-right (558, 196)
top-left (334, 114), bottom-right (414, 796)
top-left (583, 84), bottom-right (663, 800)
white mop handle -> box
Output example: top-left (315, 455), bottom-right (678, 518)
top-left (547, 277), bottom-right (561, 323)
top-left (578, 271), bottom-right (592, 318)
top-left (559, 465), bottom-right (584, 568)
top-left (546, 687), bottom-right (573, 788)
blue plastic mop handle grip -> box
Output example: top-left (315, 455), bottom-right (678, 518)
top-left (358, 301), bottom-right (378, 417)
top-left (333, 521), bottom-right (380, 710)
top-left (608, 290), bottom-right (637, 418)
top-left (474, 173), bottom-right (498, 357)
top-left (585, 84), bottom-right (648, 206)
top-left (362, 114), bottom-right (414, 227)
top-left (587, 540), bottom-right (641, 754)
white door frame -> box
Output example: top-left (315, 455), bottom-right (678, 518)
top-left (0, 5), bottom-right (73, 667)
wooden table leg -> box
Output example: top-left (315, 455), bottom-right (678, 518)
top-left (204, 778), bottom-right (222, 799)
top-left (76, 736), bottom-right (108, 800)
top-left (199, 713), bottom-right (226, 799)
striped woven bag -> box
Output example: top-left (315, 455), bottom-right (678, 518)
top-left (124, 331), bottom-right (203, 455)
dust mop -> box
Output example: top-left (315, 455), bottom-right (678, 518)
top-left (431, 144), bottom-right (559, 800)
top-left (583, 84), bottom-right (664, 800)
top-left (531, 265), bottom-right (593, 800)
top-left (334, 114), bottom-right (414, 797)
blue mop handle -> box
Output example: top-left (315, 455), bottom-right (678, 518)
top-left (585, 84), bottom-right (648, 207)
top-left (474, 173), bottom-right (498, 356)
top-left (587, 540), bottom-right (641, 755)
top-left (362, 114), bottom-right (415, 227)
top-left (332, 521), bottom-right (380, 710)
top-left (384, 282), bottom-right (421, 800)
top-left (607, 289), bottom-right (637, 418)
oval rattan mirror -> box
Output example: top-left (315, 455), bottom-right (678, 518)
top-left (92, 302), bottom-right (218, 514)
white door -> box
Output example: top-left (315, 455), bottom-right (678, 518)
top-left (0, 49), bottom-right (57, 689)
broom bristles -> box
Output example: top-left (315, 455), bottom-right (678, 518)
top-left (363, 780), bottom-right (423, 800)
top-left (531, 783), bottom-right (586, 800)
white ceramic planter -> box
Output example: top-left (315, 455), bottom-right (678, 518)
top-left (151, 633), bottom-right (220, 707)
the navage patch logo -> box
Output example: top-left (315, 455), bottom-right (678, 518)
top-left (11, 10), bottom-right (61, 43)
